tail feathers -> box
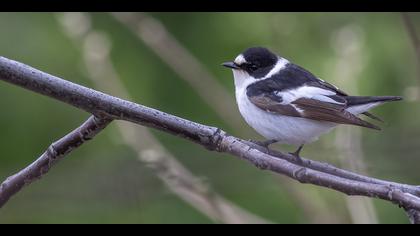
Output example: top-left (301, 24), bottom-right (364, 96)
top-left (345, 95), bottom-right (402, 130)
top-left (362, 111), bottom-right (384, 122)
top-left (345, 96), bottom-right (403, 106)
top-left (355, 117), bottom-right (382, 130)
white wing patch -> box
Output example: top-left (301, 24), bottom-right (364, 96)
top-left (291, 104), bottom-right (304, 114)
top-left (311, 94), bottom-right (343, 104)
top-left (275, 86), bottom-right (343, 105)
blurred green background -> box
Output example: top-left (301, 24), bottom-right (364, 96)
top-left (0, 12), bottom-right (419, 224)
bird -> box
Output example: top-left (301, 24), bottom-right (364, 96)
top-left (222, 46), bottom-right (402, 160)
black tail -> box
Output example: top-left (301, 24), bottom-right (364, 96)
top-left (345, 96), bottom-right (403, 124)
top-left (362, 111), bottom-right (383, 122)
top-left (345, 96), bottom-right (403, 106)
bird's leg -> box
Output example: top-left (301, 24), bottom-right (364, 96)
top-left (249, 139), bottom-right (278, 148)
top-left (289, 144), bottom-right (304, 163)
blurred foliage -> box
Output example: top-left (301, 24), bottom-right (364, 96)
top-left (0, 12), bottom-right (419, 223)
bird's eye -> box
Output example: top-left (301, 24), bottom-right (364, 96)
top-left (248, 64), bottom-right (258, 72)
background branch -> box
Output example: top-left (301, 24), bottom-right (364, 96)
top-left (1, 56), bottom-right (420, 222)
top-left (0, 115), bottom-right (111, 207)
top-left (401, 12), bottom-right (420, 71)
top-left (331, 26), bottom-right (378, 223)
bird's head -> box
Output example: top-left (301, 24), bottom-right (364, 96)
top-left (222, 47), bottom-right (279, 79)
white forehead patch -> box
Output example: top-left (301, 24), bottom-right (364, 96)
top-left (234, 54), bottom-right (246, 65)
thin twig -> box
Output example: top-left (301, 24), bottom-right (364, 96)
top-left (0, 115), bottom-right (111, 207)
top-left (0, 57), bottom-right (420, 219)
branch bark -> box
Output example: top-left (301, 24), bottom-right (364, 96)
top-left (0, 56), bottom-right (420, 222)
top-left (406, 208), bottom-right (420, 224)
top-left (0, 115), bottom-right (111, 207)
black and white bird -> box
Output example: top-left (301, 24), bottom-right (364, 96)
top-left (222, 47), bottom-right (402, 159)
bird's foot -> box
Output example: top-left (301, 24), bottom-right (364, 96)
top-left (289, 145), bottom-right (304, 164)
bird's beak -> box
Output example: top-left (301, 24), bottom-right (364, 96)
top-left (222, 61), bottom-right (240, 69)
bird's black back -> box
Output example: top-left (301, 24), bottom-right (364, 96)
top-left (246, 63), bottom-right (335, 96)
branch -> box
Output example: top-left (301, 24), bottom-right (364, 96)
top-left (406, 208), bottom-right (420, 224)
top-left (246, 142), bottom-right (420, 196)
top-left (1, 56), bottom-right (420, 221)
top-left (0, 115), bottom-right (111, 207)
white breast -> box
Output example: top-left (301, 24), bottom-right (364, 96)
top-left (233, 69), bottom-right (337, 146)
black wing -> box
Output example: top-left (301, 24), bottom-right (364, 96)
top-left (246, 63), bottom-right (381, 129)
top-left (248, 63), bottom-right (383, 121)
top-left (248, 90), bottom-right (381, 130)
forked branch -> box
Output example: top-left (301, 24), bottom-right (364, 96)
top-left (0, 115), bottom-right (111, 207)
